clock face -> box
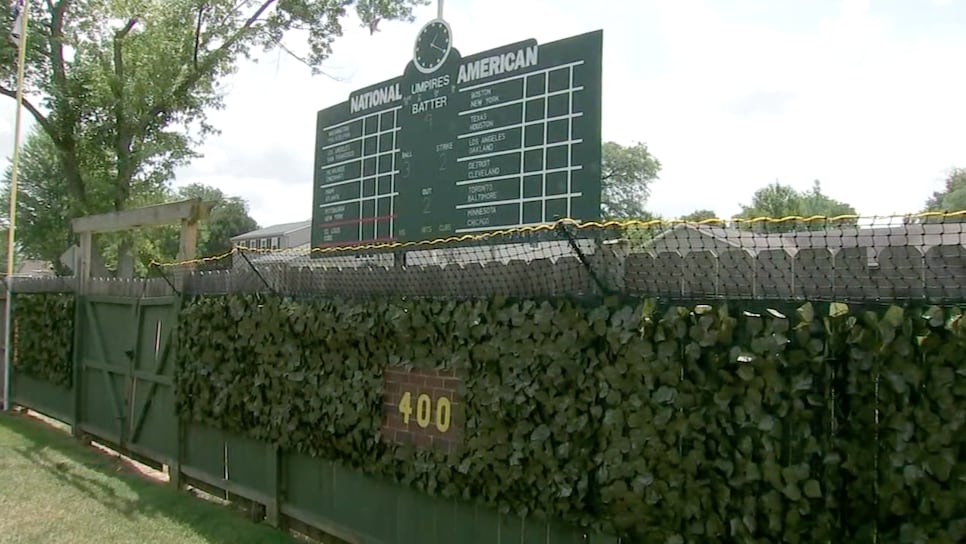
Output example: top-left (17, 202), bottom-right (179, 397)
top-left (413, 19), bottom-right (452, 74)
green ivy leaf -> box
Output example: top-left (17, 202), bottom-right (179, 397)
top-left (883, 305), bottom-right (905, 329)
top-left (803, 479), bottom-right (822, 498)
top-left (829, 302), bottom-right (849, 318)
top-left (797, 302), bottom-right (815, 323)
top-left (531, 424), bottom-right (551, 442)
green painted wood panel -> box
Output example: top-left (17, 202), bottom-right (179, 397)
top-left (184, 422), bottom-right (226, 478)
top-left (76, 297), bottom-right (137, 444)
top-left (11, 373), bottom-right (74, 424)
top-left (226, 432), bottom-right (270, 491)
top-left (127, 300), bottom-right (180, 461)
top-left (278, 450), bottom-right (603, 544)
top-left (284, 451), bottom-right (323, 511)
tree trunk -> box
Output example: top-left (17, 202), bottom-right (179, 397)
top-left (115, 235), bottom-right (136, 278)
top-left (58, 139), bottom-right (89, 209)
top-left (110, 156), bottom-right (139, 275)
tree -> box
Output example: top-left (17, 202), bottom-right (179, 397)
top-left (0, 220), bottom-right (24, 273)
top-left (2, 126), bottom-right (168, 273)
top-left (156, 183), bottom-right (258, 259)
top-left (799, 180), bottom-right (857, 219)
top-left (600, 141), bottom-right (661, 219)
top-left (2, 128), bottom-right (78, 268)
top-left (680, 209), bottom-right (718, 223)
top-left (0, 0), bottom-right (424, 262)
top-left (1, 127), bottom-right (256, 273)
top-left (736, 180), bottom-right (857, 232)
top-left (923, 167), bottom-right (966, 219)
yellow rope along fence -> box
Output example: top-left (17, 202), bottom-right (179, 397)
top-left (151, 211), bottom-right (966, 303)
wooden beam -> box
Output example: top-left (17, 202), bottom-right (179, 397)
top-left (78, 231), bottom-right (92, 292)
top-left (71, 198), bottom-right (215, 234)
top-left (174, 218), bottom-right (200, 291)
top-left (177, 219), bottom-right (200, 263)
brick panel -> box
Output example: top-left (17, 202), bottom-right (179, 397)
top-left (382, 367), bottom-right (463, 453)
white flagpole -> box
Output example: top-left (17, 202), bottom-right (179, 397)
top-left (3, 0), bottom-right (30, 411)
top-left (437, 0), bottom-right (443, 19)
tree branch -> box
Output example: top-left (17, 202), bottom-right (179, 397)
top-left (0, 85), bottom-right (54, 137)
top-left (273, 41), bottom-right (348, 82)
top-left (193, 4), bottom-right (205, 70)
top-left (49, 1), bottom-right (71, 91)
top-left (116, 17), bottom-right (138, 39)
top-left (215, 0), bottom-right (259, 34)
top-left (46, 0), bottom-right (89, 205)
top-left (112, 18), bottom-right (139, 210)
top-left (143, 0), bottom-right (277, 130)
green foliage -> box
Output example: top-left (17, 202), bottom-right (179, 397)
top-left (0, 0), bottom-right (425, 268)
top-left (1, 128), bottom-right (257, 272)
top-left (922, 167), bottom-right (966, 220)
top-left (175, 295), bottom-right (966, 541)
top-left (0, 128), bottom-right (115, 271)
top-left (601, 141), bottom-right (662, 219)
top-left (595, 302), bottom-right (844, 542)
top-left (12, 293), bottom-right (75, 387)
top-left (155, 183), bottom-right (259, 260)
top-left (176, 295), bottom-right (605, 524)
top-left (679, 209), bottom-right (719, 223)
top-left (842, 304), bottom-right (966, 543)
top-left (737, 180), bottom-right (857, 232)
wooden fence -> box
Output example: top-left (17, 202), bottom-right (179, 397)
top-left (1, 276), bottom-right (618, 544)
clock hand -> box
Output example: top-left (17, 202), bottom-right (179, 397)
top-left (431, 43), bottom-right (446, 52)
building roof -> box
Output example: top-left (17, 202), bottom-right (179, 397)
top-left (15, 259), bottom-right (54, 276)
top-left (230, 220), bottom-right (311, 241)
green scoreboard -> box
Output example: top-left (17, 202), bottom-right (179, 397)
top-left (312, 21), bottom-right (603, 249)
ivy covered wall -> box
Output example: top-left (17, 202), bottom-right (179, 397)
top-left (168, 294), bottom-right (966, 542)
top-left (11, 293), bottom-right (75, 387)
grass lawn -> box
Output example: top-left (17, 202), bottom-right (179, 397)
top-left (0, 412), bottom-right (300, 544)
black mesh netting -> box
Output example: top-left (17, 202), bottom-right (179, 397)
top-left (147, 214), bottom-right (966, 303)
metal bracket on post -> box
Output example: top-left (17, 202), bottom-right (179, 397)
top-left (393, 249), bottom-right (406, 270)
top-left (239, 250), bottom-right (277, 294)
top-left (555, 221), bottom-right (612, 295)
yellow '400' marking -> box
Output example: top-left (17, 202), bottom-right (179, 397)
top-left (399, 391), bottom-right (452, 433)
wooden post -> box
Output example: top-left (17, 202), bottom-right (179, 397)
top-left (70, 287), bottom-right (85, 439)
top-left (77, 231), bottom-right (92, 293)
top-left (266, 443), bottom-right (281, 527)
top-left (175, 218), bottom-right (199, 291)
top-left (72, 231), bottom-right (92, 439)
top-left (71, 198), bottom-right (213, 293)
top-left (169, 418), bottom-right (184, 490)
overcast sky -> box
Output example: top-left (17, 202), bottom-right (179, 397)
top-left (2, 0), bottom-right (965, 229)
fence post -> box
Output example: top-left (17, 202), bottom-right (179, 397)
top-left (71, 291), bottom-right (84, 437)
top-left (266, 443), bottom-right (281, 527)
top-left (169, 294), bottom-right (185, 491)
top-left (169, 417), bottom-right (184, 490)
top-left (1, 290), bottom-right (8, 411)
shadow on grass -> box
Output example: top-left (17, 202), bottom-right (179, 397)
top-left (0, 412), bottom-right (301, 544)
top-left (13, 439), bottom-right (145, 519)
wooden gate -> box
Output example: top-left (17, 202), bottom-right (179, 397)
top-left (74, 294), bottom-right (181, 466)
